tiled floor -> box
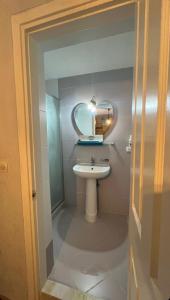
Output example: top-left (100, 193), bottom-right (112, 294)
top-left (49, 208), bottom-right (128, 300)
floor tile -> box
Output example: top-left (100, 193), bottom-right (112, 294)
top-left (49, 208), bottom-right (128, 299)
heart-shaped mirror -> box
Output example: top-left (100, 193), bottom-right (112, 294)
top-left (72, 100), bottom-right (116, 138)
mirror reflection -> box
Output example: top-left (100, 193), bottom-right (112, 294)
top-left (72, 98), bottom-right (116, 138)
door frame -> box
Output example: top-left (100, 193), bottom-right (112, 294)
top-left (12, 0), bottom-right (137, 299)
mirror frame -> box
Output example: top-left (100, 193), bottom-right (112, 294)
top-left (71, 101), bottom-right (117, 139)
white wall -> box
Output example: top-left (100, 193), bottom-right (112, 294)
top-left (0, 3), bottom-right (27, 300)
top-left (46, 79), bottom-right (59, 98)
top-left (1, 0), bottom-right (53, 13)
top-left (0, 1), bottom-right (54, 299)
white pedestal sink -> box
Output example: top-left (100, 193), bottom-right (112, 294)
top-left (73, 164), bottom-right (110, 223)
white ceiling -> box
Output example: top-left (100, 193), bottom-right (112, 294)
top-left (44, 31), bottom-right (135, 80)
top-left (36, 4), bottom-right (135, 52)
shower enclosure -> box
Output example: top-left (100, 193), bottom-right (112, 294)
top-left (46, 94), bottom-right (64, 212)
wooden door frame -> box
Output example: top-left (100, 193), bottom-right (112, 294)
top-left (12, 0), bottom-right (137, 299)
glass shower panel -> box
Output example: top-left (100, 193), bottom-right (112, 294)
top-left (46, 94), bottom-right (64, 212)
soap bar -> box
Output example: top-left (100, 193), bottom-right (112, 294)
top-left (78, 134), bottom-right (103, 143)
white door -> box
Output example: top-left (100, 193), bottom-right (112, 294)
top-left (129, 0), bottom-right (170, 299)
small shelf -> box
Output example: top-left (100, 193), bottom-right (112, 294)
top-left (75, 142), bottom-right (115, 146)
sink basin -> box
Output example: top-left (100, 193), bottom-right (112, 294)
top-left (73, 164), bottom-right (110, 179)
top-left (73, 163), bottom-right (110, 223)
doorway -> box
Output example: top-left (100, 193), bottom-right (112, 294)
top-left (12, 1), bottom-right (137, 299)
top-left (31, 5), bottom-right (135, 298)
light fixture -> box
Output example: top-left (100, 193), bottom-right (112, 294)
top-left (106, 108), bottom-right (111, 125)
top-left (88, 96), bottom-right (96, 112)
top-left (106, 118), bottom-right (111, 125)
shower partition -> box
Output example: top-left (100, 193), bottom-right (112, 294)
top-left (46, 94), bottom-right (64, 212)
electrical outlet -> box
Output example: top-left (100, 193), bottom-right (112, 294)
top-left (0, 161), bottom-right (8, 172)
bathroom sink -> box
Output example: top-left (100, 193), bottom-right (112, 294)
top-left (73, 163), bottom-right (110, 223)
top-left (73, 164), bottom-right (110, 179)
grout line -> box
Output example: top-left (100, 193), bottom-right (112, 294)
top-left (85, 278), bottom-right (106, 293)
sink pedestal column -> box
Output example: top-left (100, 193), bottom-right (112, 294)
top-left (85, 178), bottom-right (97, 223)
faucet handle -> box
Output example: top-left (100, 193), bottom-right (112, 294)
top-left (90, 156), bottom-right (95, 163)
top-left (100, 158), bottom-right (109, 162)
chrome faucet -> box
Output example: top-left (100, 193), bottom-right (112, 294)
top-left (90, 156), bottom-right (95, 165)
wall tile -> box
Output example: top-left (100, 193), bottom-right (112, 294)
top-left (59, 68), bottom-right (133, 215)
top-left (60, 105), bottom-right (78, 140)
top-left (63, 159), bottom-right (76, 205)
top-left (40, 110), bottom-right (48, 146)
top-left (40, 145), bottom-right (53, 246)
top-left (76, 177), bottom-right (86, 194)
top-left (62, 139), bottom-right (77, 161)
top-left (76, 192), bottom-right (85, 212)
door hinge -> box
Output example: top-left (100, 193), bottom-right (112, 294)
top-left (32, 190), bottom-right (36, 199)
